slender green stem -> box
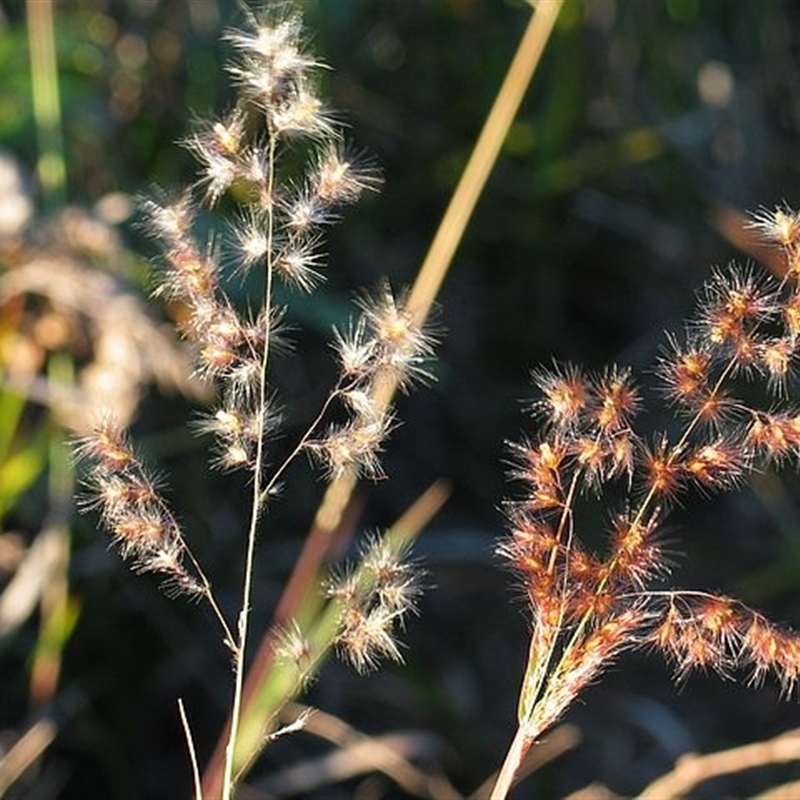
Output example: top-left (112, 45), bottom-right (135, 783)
top-left (26, 0), bottom-right (66, 210)
top-left (222, 132), bottom-right (278, 800)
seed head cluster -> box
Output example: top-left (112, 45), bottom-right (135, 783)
top-left (75, 8), bottom-right (432, 675)
top-left (270, 536), bottom-right (422, 686)
top-left (500, 206), bottom-right (800, 750)
top-left (75, 417), bottom-right (202, 598)
top-left (326, 536), bottom-right (422, 674)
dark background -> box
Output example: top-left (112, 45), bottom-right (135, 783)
top-left (2, 0), bottom-right (800, 797)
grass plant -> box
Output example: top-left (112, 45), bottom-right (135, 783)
top-left (491, 208), bottom-right (800, 798)
top-left (74, 6), bottom-right (437, 798)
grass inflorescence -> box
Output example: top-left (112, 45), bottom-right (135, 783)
top-left (490, 205), bottom-right (800, 799)
top-left (74, 6), bottom-right (433, 798)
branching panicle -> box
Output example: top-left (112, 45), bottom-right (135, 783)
top-left (327, 535), bottom-right (421, 675)
top-left (74, 8), bottom-right (432, 800)
top-left (493, 204), bottom-right (800, 799)
top-left (75, 417), bottom-right (203, 597)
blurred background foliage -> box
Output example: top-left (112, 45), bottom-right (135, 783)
top-left (2, 0), bottom-right (800, 798)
